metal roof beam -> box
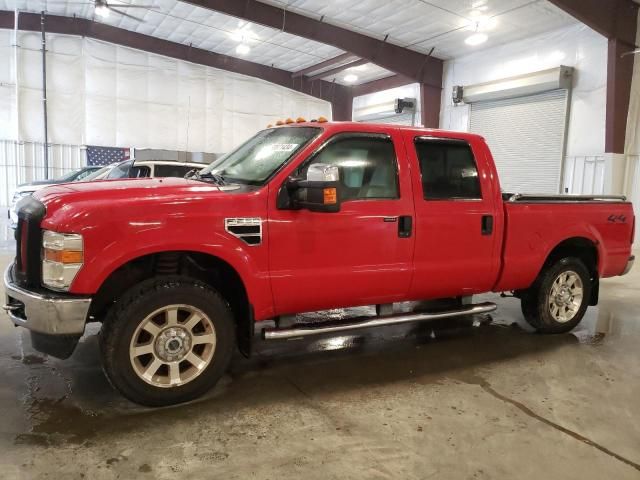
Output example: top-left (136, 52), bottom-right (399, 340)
top-left (548, 0), bottom-right (638, 46)
top-left (181, 0), bottom-right (443, 88)
top-left (307, 58), bottom-right (369, 82)
top-left (292, 53), bottom-right (358, 78)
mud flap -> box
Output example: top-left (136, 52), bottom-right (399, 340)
top-left (589, 276), bottom-right (599, 306)
top-left (30, 331), bottom-right (80, 359)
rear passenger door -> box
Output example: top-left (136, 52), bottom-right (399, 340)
top-left (404, 134), bottom-right (500, 299)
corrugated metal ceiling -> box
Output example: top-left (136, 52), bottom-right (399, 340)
top-left (0, 0), bottom-right (578, 85)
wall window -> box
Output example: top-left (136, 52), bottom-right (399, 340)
top-left (300, 135), bottom-right (399, 201)
top-left (414, 139), bottom-right (481, 200)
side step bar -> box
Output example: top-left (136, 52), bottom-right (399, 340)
top-left (263, 302), bottom-right (497, 340)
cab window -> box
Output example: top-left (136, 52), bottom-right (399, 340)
top-left (299, 134), bottom-right (399, 201)
top-left (414, 139), bottom-right (481, 200)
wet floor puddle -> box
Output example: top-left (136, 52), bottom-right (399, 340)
top-left (8, 300), bottom-right (627, 447)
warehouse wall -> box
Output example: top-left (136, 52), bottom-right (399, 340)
top-left (0, 29), bottom-right (331, 151)
top-left (624, 16), bottom-right (640, 242)
top-left (0, 28), bottom-right (331, 206)
top-left (440, 24), bottom-right (608, 196)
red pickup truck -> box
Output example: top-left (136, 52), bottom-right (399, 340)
top-left (4, 121), bottom-right (635, 406)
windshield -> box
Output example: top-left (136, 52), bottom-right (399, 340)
top-left (82, 165), bottom-right (112, 181)
top-left (57, 168), bottom-right (86, 182)
top-left (199, 127), bottom-right (321, 185)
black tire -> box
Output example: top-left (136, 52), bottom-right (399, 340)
top-left (521, 257), bottom-right (592, 334)
top-left (99, 275), bottom-right (235, 406)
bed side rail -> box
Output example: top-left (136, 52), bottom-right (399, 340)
top-left (506, 194), bottom-right (627, 203)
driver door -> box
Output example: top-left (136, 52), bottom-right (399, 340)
top-left (268, 131), bottom-right (415, 315)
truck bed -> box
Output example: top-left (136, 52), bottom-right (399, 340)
top-left (494, 195), bottom-right (634, 292)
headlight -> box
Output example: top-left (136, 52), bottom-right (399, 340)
top-left (12, 191), bottom-right (34, 204)
top-left (42, 230), bottom-right (84, 291)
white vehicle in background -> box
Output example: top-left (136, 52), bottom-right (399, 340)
top-left (94, 159), bottom-right (207, 180)
top-left (8, 166), bottom-right (101, 228)
top-left (9, 161), bottom-right (207, 227)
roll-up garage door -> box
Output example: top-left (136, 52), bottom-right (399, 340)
top-left (353, 109), bottom-right (417, 126)
top-left (469, 89), bottom-right (568, 194)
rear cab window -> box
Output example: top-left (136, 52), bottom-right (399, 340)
top-left (414, 138), bottom-right (482, 200)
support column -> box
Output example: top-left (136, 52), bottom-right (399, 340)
top-left (330, 88), bottom-right (353, 121)
top-left (420, 83), bottom-right (442, 128)
top-left (606, 38), bottom-right (636, 154)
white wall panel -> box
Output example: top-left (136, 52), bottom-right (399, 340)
top-left (0, 140), bottom-right (84, 206)
top-left (625, 155), bottom-right (640, 242)
top-left (625, 19), bottom-right (640, 242)
top-left (0, 31), bottom-right (331, 152)
top-left (563, 156), bottom-right (606, 195)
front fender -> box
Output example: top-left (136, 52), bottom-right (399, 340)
top-left (70, 225), bottom-right (274, 320)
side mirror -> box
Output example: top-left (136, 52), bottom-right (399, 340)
top-left (285, 163), bottom-right (341, 213)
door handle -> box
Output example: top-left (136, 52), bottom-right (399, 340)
top-left (398, 215), bottom-right (412, 238)
top-left (481, 215), bottom-right (493, 235)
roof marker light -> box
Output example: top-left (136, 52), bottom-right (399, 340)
top-left (296, 117), bottom-right (306, 123)
top-left (285, 118), bottom-right (295, 124)
top-left (276, 120), bottom-right (284, 126)
top-left (317, 116), bottom-right (328, 123)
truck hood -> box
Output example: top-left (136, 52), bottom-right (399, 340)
top-left (36, 177), bottom-right (242, 200)
top-left (34, 177), bottom-right (253, 231)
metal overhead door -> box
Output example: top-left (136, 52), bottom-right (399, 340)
top-left (469, 89), bottom-right (569, 194)
top-left (354, 110), bottom-right (417, 125)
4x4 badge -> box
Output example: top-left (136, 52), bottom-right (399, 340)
top-left (607, 214), bottom-right (626, 223)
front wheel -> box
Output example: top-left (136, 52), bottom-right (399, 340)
top-left (521, 257), bottom-right (592, 334)
top-left (100, 276), bottom-right (235, 406)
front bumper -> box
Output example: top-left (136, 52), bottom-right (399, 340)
top-left (3, 263), bottom-right (91, 336)
top-left (622, 255), bottom-right (635, 276)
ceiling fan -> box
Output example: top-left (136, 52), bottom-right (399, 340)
top-left (92, 0), bottom-right (158, 22)
top-left (45, 0), bottom-right (158, 22)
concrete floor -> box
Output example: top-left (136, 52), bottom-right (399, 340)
top-left (0, 234), bottom-right (639, 478)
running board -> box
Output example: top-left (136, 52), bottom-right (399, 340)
top-left (262, 302), bottom-right (497, 340)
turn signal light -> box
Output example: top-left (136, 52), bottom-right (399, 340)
top-left (44, 248), bottom-right (83, 264)
top-left (318, 116), bottom-right (328, 123)
top-left (323, 187), bottom-right (337, 205)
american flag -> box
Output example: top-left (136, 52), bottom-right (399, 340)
top-left (86, 146), bottom-right (131, 166)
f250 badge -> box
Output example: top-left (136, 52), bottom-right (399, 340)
top-left (608, 214), bottom-right (627, 223)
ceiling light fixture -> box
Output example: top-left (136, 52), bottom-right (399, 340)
top-left (95, 4), bottom-right (110, 17)
top-left (236, 44), bottom-right (251, 55)
top-left (343, 74), bottom-right (359, 83)
top-left (465, 32), bottom-right (488, 46)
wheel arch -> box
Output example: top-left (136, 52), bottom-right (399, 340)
top-left (540, 236), bottom-right (600, 305)
top-left (89, 250), bottom-right (255, 356)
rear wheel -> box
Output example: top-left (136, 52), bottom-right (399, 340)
top-left (100, 276), bottom-right (235, 406)
top-left (521, 257), bottom-right (592, 333)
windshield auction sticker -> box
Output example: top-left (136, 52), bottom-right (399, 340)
top-left (271, 144), bottom-right (299, 152)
